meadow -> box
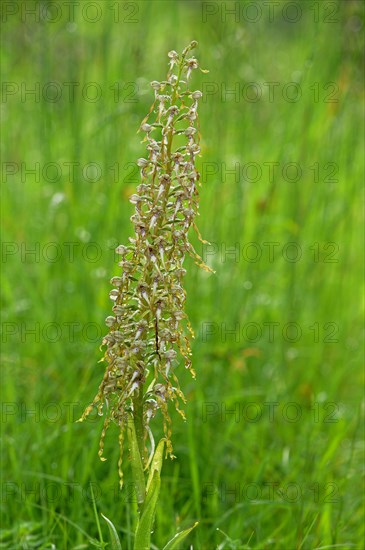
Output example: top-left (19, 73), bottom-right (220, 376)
top-left (1, 0), bottom-right (364, 548)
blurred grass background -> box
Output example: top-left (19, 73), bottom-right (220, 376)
top-left (1, 0), bottom-right (364, 548)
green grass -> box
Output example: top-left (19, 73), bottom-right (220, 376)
top-left (1, 0), bottom-right (364, 548)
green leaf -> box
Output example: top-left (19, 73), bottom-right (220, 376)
top-left (127, 415), bottom-right (146, 506)
top-left (134, 470), bottom-right (161, 550)
top-left (101, 514), bottom-right (123, 550)
top-left (89, 483), bottom-right (105, 548)
top-left (146, 438), bottom-right (165, 493)
top-left (163, 522), bottom-right (199, 550)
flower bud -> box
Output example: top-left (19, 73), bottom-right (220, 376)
top-left (159, 174), bottom-right (171, 184)
top-left (112, 305), bottom-right (125, 315)
top-left (137, 158), bottom-right (149, 168)
top-left (109, 289), bottom-right (119, 301)
top-left (112, 331), bottom-right (124, 343)
top-left (154, 384), bottom-right (166, 398)
top-left (187, 57), bottom-right (198, 68)
top-left (168, 75), bottom-right (178, 85)
top-left (150, 80), bottom-right (161, 90)
top-left (163, 349), bottom-right (177, 361)
top-left (184, 127), bottom-right (196, 136)
top-left (168, 104), bottom-right (179, 113)
top-left (105, 316), bottom-right (116, 327)
top-left (111, 276), bottom-right (123, 287)
top-left (129, 194), bottom-right (141, 205)
top-left (115, 245), bottom-right (128, 255)
top-left (141, 123), bottom-right (152, 132)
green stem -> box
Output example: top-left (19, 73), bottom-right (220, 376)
top-left (127, 411), bottom-right (146, 510)
top-left (132, 387), bottom-right (145, 466)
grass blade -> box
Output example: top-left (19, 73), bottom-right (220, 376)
top-left (101, 513), bottom-right (123, 550)
top-left (134, 470), bottom-right (161, 550)
top-left (163, 522), bottom-right (199, 550)
top-left (146, 438), bottom-right (165, 493)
